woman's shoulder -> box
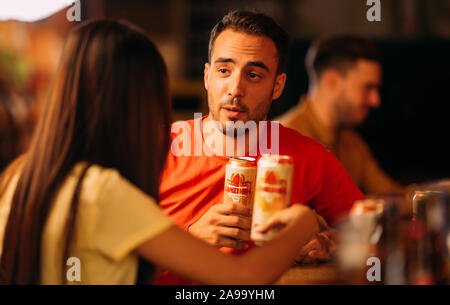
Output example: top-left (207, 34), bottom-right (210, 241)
top-left (69, 162), bottom-right (152, 207)
top-left (71, 162), bottom-right (121, 183)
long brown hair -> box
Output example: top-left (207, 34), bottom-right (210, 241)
top-left (0, 19), bottom-right (171, 284)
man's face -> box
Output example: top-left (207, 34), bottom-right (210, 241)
top-left (204, 29), bottom-right (286, 132)
top-left (334, 59), bottom-right (382, 126)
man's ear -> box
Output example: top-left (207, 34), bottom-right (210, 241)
top-left (272, 72), bottom-right (286, 100)
top-left (322, 69), bottom-right (342, 92)
top-left (204, 63), bottom-right (210, 90)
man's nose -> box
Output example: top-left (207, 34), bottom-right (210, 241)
top-left (228, 72), bottom-right (245, 100)
top-left (368, 89), bottom-right (381, 108)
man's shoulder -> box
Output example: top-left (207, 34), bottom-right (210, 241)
top-left (171, 118), bottom-right (196, 126)
top-left (278, 123), bottom-right (329, 157)
top-left (170, 119), bottom-right (196, 131)
top-left (279, 123), bottom-right (325, 147)
top-left (273, 104), bottom-right (302, 125)
top-left (274, 104), bottom-right (314, 136)
top-left (340, 128), bottom-right (371, 151)
top-left (341, 128), bottom-right (364, 140)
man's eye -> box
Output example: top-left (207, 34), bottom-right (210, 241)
top-left (248, 72), bottom-right (260, 79)
top-left (218, 68), bottom-right (228, 74)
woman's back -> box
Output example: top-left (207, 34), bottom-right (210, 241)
top-left (0, 162), bottom-right (172, 284)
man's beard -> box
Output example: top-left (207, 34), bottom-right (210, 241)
top-left (209, 89), bottom-right (274, 136)
top-left (214, 97), bottom-right (271, 136)
top-left (334, 91), bottom-right (360, 128)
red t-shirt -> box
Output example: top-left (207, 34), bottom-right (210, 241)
top-left (155, 117), bottom-right (364, 284)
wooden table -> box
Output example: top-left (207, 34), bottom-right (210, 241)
top-left (276, 262), bottom-right (341, 285)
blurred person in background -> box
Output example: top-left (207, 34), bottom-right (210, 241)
top-left (0, 51), bottom-right (34, 171)
top-left (0, 13), bottom-right (68, 171)
top-left (276, 35), bottom-right (405, 196)
top-left (0, 19), bottom-right (319, 285)
top-left (0, 14), bottom-right (67, 111)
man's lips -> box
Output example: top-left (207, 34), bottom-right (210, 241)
top-left (221, 106), bottom-right (244, 118)
top-left (222, 105), bottom-right (243, 112)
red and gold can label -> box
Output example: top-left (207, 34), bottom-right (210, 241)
top-left (251, 155), bottom-right (293, 243)
top-left (224, 157), bottom-right (257, 209)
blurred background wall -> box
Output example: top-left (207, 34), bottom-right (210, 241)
top-left (0, 0), bottom-right (449, 184)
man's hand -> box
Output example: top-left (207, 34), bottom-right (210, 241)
top-left (188, 203), bottom-right (252, 250)
top-left (295, 230), bottom-right (337, 264)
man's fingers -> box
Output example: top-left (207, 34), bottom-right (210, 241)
top-left (296, 236), bottom-right (332, 263)
top-left (308, 249), bottom-right (329, 261)
top-left (315, 233), bottom-right (330, 253)
top-left (217, 226), bottom-right (250, 241)
top-left (299, 255), bottom-right (316, 264)
top-left (216, 214), bottom-right (251, 230)
top-left (217, 203), bottom-right (252, 217)
top-left (297, 238), bottom-right (320, 257)
top-left (297, 250), bottom-right (327, 264)
top-left (216, 236), bottom-right (248, 250)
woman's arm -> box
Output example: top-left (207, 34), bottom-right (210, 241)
top-left (136, 204), bottom-right (319, 285)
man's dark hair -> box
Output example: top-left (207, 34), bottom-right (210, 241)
top-left (208, 10), bottom-right (289, 74)
top-left (306, 35), bottom-right (382, 85)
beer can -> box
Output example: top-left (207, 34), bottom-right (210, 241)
top-left (349, 199), bottom-right (384, 245)
top-left (412, 190), bottom-right (441, 221)
top-left (224, 157), bottom-right (257, 209)
top-left (251, 154), bottom-right (294, 243)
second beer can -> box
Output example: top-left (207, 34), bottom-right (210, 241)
top-left (251, 154), bottom-right (294, 244)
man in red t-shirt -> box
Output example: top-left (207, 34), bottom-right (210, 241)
top-left (156, 10), bottom-right (364, 284)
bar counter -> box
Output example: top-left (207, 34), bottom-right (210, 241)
top-left (276, 262), bottom-right (340, 285)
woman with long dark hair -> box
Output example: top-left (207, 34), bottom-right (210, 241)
top-left (0, 20), bottom-right (318, 284)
